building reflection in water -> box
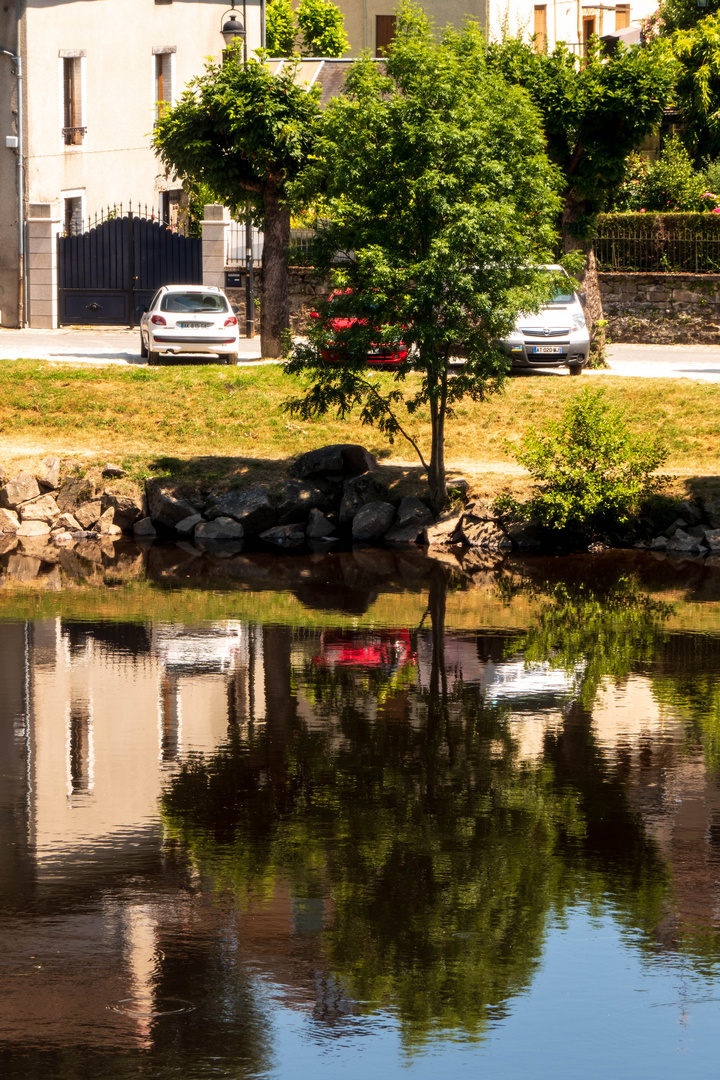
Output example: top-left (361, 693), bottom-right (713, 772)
top-left (1, 601), bottom-right (720, 1068)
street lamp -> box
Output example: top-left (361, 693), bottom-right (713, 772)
top-left (221, 3), bottom-right (246, 59)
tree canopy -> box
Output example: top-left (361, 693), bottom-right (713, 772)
top-left (152, 53), bottom-right (321, 356)
top-left (285, 4), bottom-right (562, 508)
top-left (267, 0), bottom-right (349, 58)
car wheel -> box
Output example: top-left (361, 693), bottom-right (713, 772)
top-left (226, 353), bottom-right (239, 366)
top-left (568, 362), bottom-right (583, 377)
top-left (139, 333), bottom-right (148, 359)
top-left (148, 350), bottom-right (162, 366)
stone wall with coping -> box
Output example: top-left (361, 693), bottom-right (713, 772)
top-left (599, 272), bottom-right (720, 344)
top-left (224, 266), bottom-right (332, 337)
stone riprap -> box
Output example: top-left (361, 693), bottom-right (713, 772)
top-left (599, 272), bottom-right (720, 345)
top-left (2, 447), bottom-right (717, 562)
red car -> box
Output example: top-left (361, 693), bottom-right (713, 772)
top-left (309, 289), bottom-right (408, 366)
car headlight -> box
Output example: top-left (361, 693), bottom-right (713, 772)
top-left (571, 313), bottom-right (586, 331)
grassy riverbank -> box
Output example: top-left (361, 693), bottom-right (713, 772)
top-left (1, 358), bottom-right (719, 501)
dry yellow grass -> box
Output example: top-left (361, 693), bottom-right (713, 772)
top-left (1, 358), bottom-right (719, 501)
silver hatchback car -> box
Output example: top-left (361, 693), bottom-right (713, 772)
top-left (140, 285), bottom-right (240, 364)
top-left (502, 266), bottom-right (590, 376)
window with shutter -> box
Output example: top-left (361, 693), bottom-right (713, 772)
top-left (155, 52), bottom-right (173, 122)
top-left (533, 6), bottom-right (547, 53)
top-left (376, 16), bottom-right (396, 57)
top-left (615, 5), bottom-right (630, 29)
top-left (62, 57), bottom-right (84, 145)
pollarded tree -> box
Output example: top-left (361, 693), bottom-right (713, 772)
top-left (284, 3), bottom-right (562, 509)
top-left (153, 53), bottom-right (321, 357)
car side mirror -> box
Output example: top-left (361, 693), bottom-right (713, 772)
top-left (579, 292), bottom-right (587, 307)
top-left (231, 304), bottom-right (239, 314)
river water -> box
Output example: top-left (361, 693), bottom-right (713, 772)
top-left (1, 543), bottom-right (720, 1078)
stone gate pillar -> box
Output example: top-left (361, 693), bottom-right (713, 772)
top-left (201, 204), bottom-right (228, 289)
top-left (27, 203), bottom-right (60, 329)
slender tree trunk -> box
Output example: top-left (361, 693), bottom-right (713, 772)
top-left (562, 189), bottom-right (606, 366)
top-left (427, 369), bottom-right (448, 512)
top-left (261, 179), bottom-right (291, 358)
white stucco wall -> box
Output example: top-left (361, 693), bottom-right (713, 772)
top-left (24, 0), bottom-right (263, 225)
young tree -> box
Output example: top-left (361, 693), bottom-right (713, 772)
top-left (267, 0), bottom-right (349, 57)
top-left (297, 0), bottom-right (349, 56)
top-left (284, 4), bottom-right (562, 509)
top-left (153, 54), bottom-right (321, 357)
top-left (267, 0), bottom-right (296, 56)
top-left (487, 36), bottom-right (676, 326)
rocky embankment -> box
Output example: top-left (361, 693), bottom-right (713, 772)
top-left (0, 443), bottom-right (538, 558)
top-left (2, 442), bottom-right (717, 563)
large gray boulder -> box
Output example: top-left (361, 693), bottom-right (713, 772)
top-left (306, 509), bottom-right (336, 538)
top-left (16, 520), bottom-right (51, 537)
top-left (461, 520), bottom-right (512, 551)
top-left (74, 501), bottom-right (103, 530)
top-left (195, 517), bottom-right (244, 542)
top-left (292, 443), bottom-right (378, 480)
top-left (146, 480), bottom-right (200, 528)
top-left (0, 508), bottom-right (19, 532)
top-left (666, 528), bottom-right (706, 554)
top-left (339, 472), bottom-right (388, 523)
top-left (101, 490), bottom-right (145, 531)
top-left (37, 456), bottom-right (61, 491)
top-left (422, 511), bottom-right (463, 547)
top-left (395, 496), bottom-right (433, 529)
top-left (208, 486), bottom-right (275, 534)
top-left (18, 493), bottom-right (60, 525)
top-left (277, 479), bottom-right (333, 524)
top-left (352, 501), bottom-right (395, 541)
top-left (1, 472), bottom-right (40, 509)
top-left (260, 524), bottom-right (305, 548)
top-left (705, 499), bottom-right (720, 530)
top-left (56, 476), bottom-right (97, 513)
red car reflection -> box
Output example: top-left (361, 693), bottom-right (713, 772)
top-left (315, 630), bottom-right (416, 673)
top-left (309, 289), bottom-right (408, 366)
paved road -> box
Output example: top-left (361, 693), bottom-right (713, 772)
top-left (0, 327), bottom-right (263, 365)
top-left (3, 329), bottom-right (720, 380)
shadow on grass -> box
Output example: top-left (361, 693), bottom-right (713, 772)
top-left (146, 452), bottom-right (438, 501)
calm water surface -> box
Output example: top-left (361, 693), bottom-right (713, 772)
top-left (1, 546), bottom-right (720, 1078)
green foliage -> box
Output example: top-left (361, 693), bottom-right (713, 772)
top-left (703, 154), bottom-right (720, 193)
top-left (673, 13), bottom-right (720, 162)
top-left (266, 0), bottom-right (348, 57)
top-left (266, 0), bottom-right (296, 56)
top-left (297, 0), bottom-right (349, 56)
top-left (659, 0), bottom-right (720, 34)
top-left (506, 387), bottom-right (669, 540)
top-left (613, 138), bottom-right (707, 211)
top-left (285, 3), bottom-right (562, 507)
top-left (152, 54), bottom-right (321, 223)
top-left (486, 36), bottom-right (677, 241)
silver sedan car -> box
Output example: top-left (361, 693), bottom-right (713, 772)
top-left (140, 285), bottom-right (240, 364)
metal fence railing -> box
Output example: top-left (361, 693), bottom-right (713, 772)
top-left (226, 221), bottom-right (264, 268)
top-left (594, 216), bottom-right (720, 274)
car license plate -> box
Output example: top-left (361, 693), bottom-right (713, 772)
top-left (178, 322), bottom-right (212, 329)
top-left (532, 345), bottom-right (563, 355)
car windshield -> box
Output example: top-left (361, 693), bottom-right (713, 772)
top-left (160, 292), bottom-right (229, 313)
top-left (538, 270), bottom-right (575, 305)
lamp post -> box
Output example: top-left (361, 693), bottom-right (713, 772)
top-left (2, 45), bottom-right (23, 326)
top-left (221, 3), bottom-right (247, 61)
top-left (220, 2), bottom-right (254, 337)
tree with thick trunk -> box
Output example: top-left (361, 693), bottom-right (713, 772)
top-left (153, 53), bottom-right (321, 358)
top-left (488, 35), bottom-right (676, 352)
top-left (284, 4), bottom-right (561, 511)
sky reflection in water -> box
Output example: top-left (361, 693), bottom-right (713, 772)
top-left (0, 551), bottom-right (719, 1078)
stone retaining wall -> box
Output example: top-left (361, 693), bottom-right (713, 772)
top-left (599, 272), bottom-right (720, 345)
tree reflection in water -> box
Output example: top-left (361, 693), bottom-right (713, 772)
top-left (163, 566), bottom-right (678, 1046)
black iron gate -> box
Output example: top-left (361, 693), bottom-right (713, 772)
top-left (58, 212), bottom-right (203, 326)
